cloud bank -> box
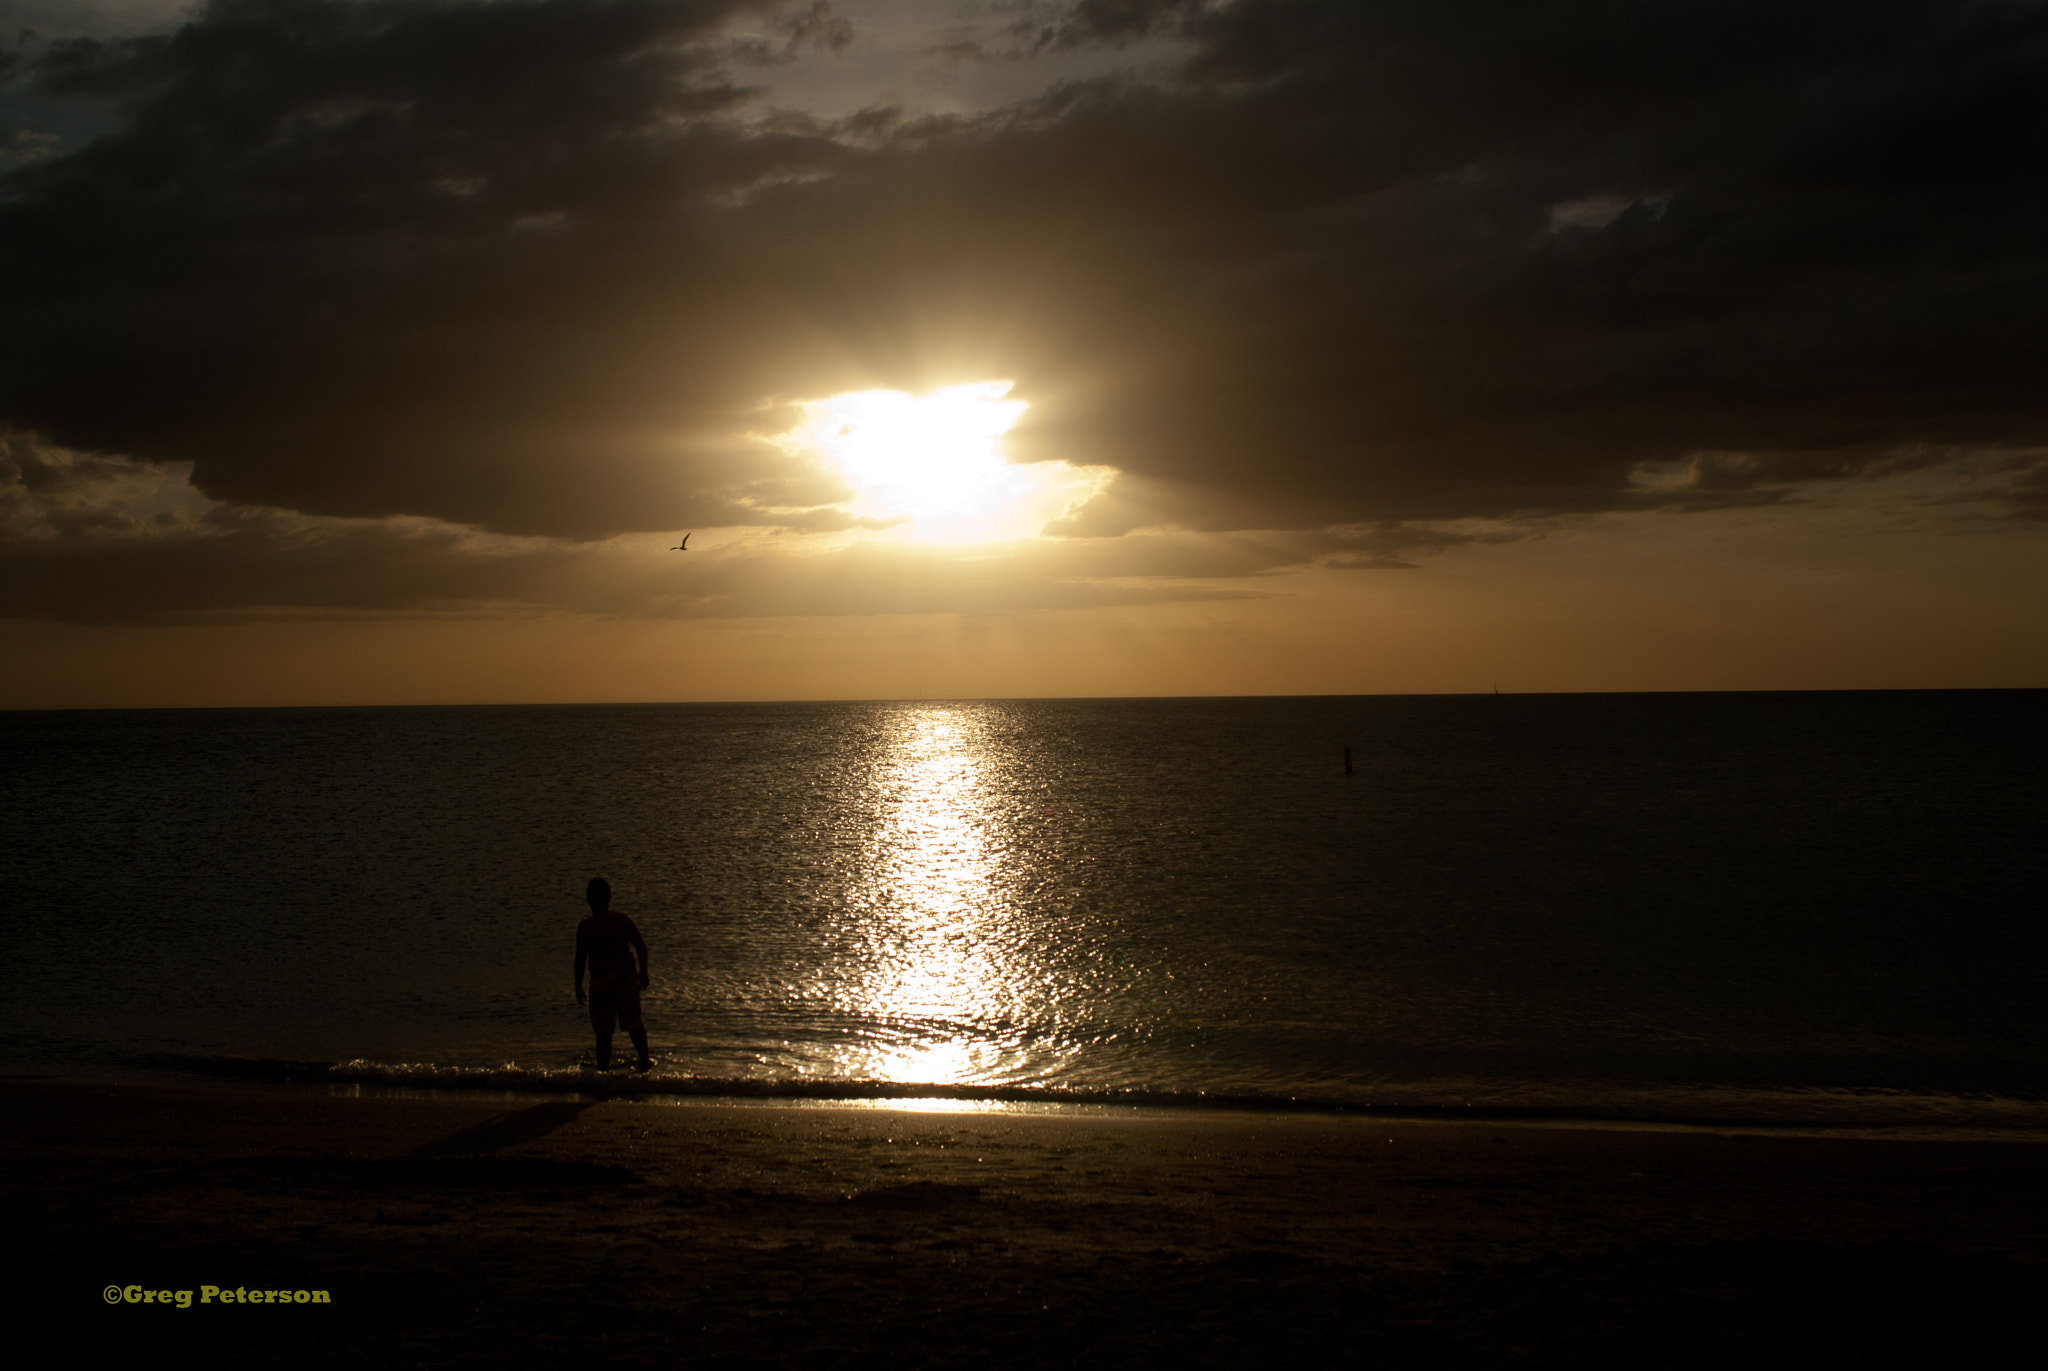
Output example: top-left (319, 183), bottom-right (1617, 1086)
top-left (3, 0), bottom-right (2046, 622)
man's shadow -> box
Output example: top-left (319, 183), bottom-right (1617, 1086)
top-left (409, 1100), bottom-right (599, 1158)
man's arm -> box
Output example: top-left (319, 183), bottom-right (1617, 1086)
top-left (629, 920), bottom-right (650, 991)
top-left (573, 921), bottom-right (588, 1005)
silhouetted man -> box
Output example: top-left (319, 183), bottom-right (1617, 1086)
top-left (574, 876), bottom-right (651, 1072)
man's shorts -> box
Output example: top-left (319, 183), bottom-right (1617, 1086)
top-left (588, 975), bottom-right (644, 1035)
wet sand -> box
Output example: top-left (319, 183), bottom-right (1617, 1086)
top-left (12, 1078), bottom-right (2047, 1367)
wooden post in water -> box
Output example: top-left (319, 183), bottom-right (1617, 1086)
top-left (1343, 745), bottom-right (1353, 776)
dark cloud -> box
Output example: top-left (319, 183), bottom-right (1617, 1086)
top-left (6, 428), bottom-right (1475, 622)
top-left (1, 0), bottom-right (862, 538)
top-left (0, 521), bottom-right (1286, 622)
top-left (916, 40), bottom-right (987, 65)
top-left (774, 0), bottom-right (852, 54)
top-left (3, 0), bottom-right (2046, 622)
top-left (982, 0), bottom-right (2048, 529)
top-left (1006, 0), bottom-right (1206, 52)
top-left (2001, 457), bottom-right (2048, 520)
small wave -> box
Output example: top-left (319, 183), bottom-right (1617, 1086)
top-left (317, 1058), bottom-right (1338, 1110)
top-left (133, 1053), bottom-right (2048, 1136)
top-left (150, 1052), bottom-right (1487, 1110)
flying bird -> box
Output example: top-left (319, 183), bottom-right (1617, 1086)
top-left (670, 534), bottom-right (691, 551)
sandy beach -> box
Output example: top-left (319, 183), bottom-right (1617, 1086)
top-left (13, 1078), bottom-right (2045, 1367)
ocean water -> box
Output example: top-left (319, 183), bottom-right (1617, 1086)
top-left (3, 693), bottom-right (2044, 1132)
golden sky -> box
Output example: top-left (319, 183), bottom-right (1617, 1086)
top-left (3, 1), bottom-right (2045, 707)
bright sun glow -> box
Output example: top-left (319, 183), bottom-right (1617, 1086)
top-left (777, 381), bottom-right (1111, 542)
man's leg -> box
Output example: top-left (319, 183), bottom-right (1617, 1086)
top-left (592, 1004), bottom-right (615, 1071)
top-left (622, 1000), bottom-right (651, 1070)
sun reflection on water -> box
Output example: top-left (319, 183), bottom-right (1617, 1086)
top-left (831, 706), bottom-right (1040, 1086)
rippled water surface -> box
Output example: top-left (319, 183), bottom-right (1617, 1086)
top-left (4, 693), bottom-right (2044, 1128)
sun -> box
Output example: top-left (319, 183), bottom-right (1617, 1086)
top-left (813, 381), bottom-right (1026, 517)
top-left (778, 381), bottom-right (1110, 542)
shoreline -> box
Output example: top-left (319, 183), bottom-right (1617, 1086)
top-left (22, 1057), bottom-right (2048, 1145)
top-left (18, 1077), bottom-right (2047, 1366)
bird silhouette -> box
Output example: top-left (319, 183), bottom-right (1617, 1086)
top-left (670, 533), bottom-right (691, 551)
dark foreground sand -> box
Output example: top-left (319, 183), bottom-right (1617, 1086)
top-left (10, 1079), bottom-right (2046, 1368)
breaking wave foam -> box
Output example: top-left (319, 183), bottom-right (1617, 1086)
top-left (129, 1054), bottom-right (2048, 1138)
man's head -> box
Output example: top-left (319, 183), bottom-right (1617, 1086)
top-left (586, 876), bottom-right (611, 912)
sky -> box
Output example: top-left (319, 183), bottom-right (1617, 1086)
top-left (2, 0), bottom-right (2045, 707)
